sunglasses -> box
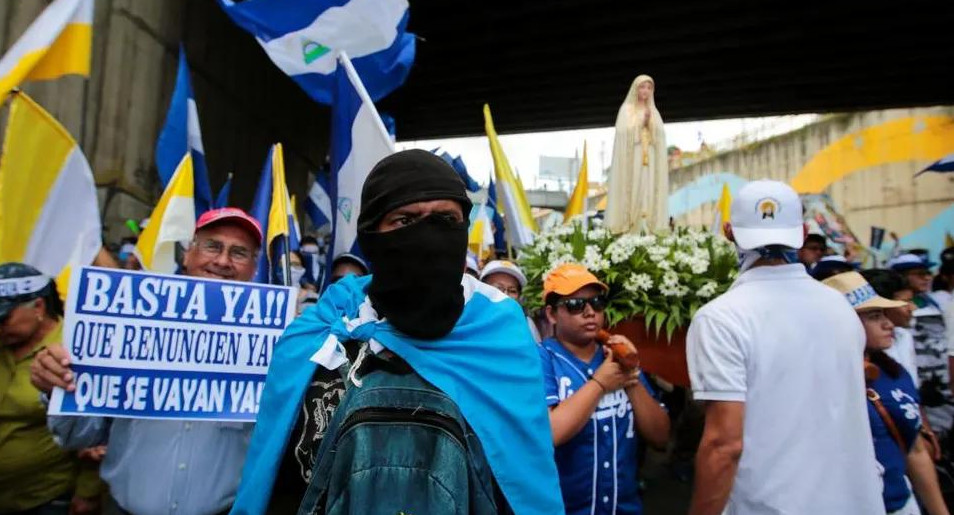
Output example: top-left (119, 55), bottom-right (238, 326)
top-left (555, 295), bottom-right (608, 314)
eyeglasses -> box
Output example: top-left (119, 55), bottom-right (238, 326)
top-left (491, 284), bottom-right (521, 296)
top-left (555, 295), bottom-right (608, 314)
top-left (194, 239), bottom-right (256, 264)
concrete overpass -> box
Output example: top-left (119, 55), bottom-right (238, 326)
top-left (2, 0), bottom-right (952, 239)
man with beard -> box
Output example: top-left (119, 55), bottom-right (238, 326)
top-left (30, 208), bottom-right (263, 515)
top-left (233, 150), bottom-right (563, 515)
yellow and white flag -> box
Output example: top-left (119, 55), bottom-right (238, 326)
top-left (711, 182), bottom-right (732, 236)
top-left (469, 201), bottom-right (495, 259)
top-left (0, 91), bottom-right (101, 280)
top-left (564, 141), bottom-right (589, 223)
top-left (484, 104), bottom-right (537, 248)
top-left (134, 154), bottom-right (196, 273)
top-left (0, 0), bottom-right (94, 99)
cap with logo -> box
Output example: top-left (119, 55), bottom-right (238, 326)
top-left (480, 260), bottom-right (528, 288)
top-left (822, 271), bottom-right (907, 311)
top-left (0, 263), bottom-right (54, 320)
top-left (730, 180), bottom-right (804, 250)
top-left (543, 263), bottom-right (608, 301)
top-left (195, 208), bottom-right (263, 246)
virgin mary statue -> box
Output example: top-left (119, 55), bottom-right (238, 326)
top-left (604, 75), bottom-right (669, 233)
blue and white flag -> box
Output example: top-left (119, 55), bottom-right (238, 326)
top-left (214, 173), bottom-right (232, 208)
top-left (305, 173), bottom-right (332, 229)
top-left (217, 0), bottom-right (415, 104)
top-left (917, 151), bottom-right (954, 175)
top-left (434, 149), bottom-right (480, 193)
top-left (155, 46), bottom-right (213, 216)
top-left (487, 178), bottom-right (507, 254)
top-left (232, 274), bottom-right (565, 515)
top-left (325, 52), bottom-right (394, 275)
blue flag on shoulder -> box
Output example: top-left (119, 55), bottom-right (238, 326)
top-left (217, 0), bottom-right (415, 104)
top-left (155, 46), bottom-right (213, 217)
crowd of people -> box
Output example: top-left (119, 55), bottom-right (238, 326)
top-left (2, 150), bottom-right (954, 514)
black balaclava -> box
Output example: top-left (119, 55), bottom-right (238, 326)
top-left (356, 150), bottom-right (474, 340)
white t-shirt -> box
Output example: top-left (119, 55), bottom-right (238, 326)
top-left (687, 264), bottom-right (884, 515)
top-left (887, 327), bottom-right (919, 386)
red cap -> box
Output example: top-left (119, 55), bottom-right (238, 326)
top-left (195, 208), bottom-right (263, 245)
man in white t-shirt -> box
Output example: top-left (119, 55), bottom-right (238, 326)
top-left (686, 180), bottom-right (884, 515)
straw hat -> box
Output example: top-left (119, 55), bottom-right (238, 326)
top-left (822, 271), bottom-right (907, 311)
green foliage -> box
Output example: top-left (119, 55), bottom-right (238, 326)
top-left (518, 218), bottom-right (738, 336)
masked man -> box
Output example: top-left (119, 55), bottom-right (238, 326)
top-left (232, 150), bottom-right (564, 515)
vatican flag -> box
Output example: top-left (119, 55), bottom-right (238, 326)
top-left (0, 0), bottom-right (94, 98)
top-left (134, 155), bottom-right (196, 274)
top-left (0, 92), bottom-right (101, 285)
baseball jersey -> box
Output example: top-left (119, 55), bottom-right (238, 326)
top-left (867, 362), bottom-right (921, 512)
top-left (538, 337), bottom-right (657, 515)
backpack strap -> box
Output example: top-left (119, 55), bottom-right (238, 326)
top-left (867, 387), bottom-right (908, 454)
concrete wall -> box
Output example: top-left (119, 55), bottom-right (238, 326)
top-left (669, 106), bottom-right (954, 258)
top-left (0, 0), bottom-right (330, 244)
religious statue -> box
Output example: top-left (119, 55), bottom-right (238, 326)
top-left (605, 75), bottom-right (669, 233)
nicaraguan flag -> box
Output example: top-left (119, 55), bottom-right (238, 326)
top-left (217, 0), bottom-right (415, 104)
top-left (155, 46), bottom-right (213, 216)
top-left (305, 173), bottom-right (333, 229)
top-left (434, 149), bottom-right (480, 193)
top-left (325, 52), bottom-right (394, 278)
top-left (215, 173), bottom-right (232, 208)
top-left (917, 151), bottom-right (954, 175)
top-left (487, 178), bottom-right (507, 254)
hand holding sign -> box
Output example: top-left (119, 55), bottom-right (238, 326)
top-left (30, 345), bottom-right (75, 393)
top-left (47, 267), bottom-right (296, 422)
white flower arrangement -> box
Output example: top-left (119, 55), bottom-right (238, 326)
top-left (519, 218), bottom-right (739, 337)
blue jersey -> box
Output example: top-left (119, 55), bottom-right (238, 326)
top-left (868, 361), bottom-right (922, 512)
top-left (538, 337), bottom-right (657, 515)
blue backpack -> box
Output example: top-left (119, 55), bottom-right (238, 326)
top-left (297, 356), bottom-right (510, 515)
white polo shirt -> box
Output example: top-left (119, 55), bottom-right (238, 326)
top-left (687, 264), bottom-right (884, 515)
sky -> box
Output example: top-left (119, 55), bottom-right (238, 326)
top-left (397, 114), bottom-right (819, 192)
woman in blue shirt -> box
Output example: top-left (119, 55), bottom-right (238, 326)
top-left (824, 272), bottom-right (949, 515)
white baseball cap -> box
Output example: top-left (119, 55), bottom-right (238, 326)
top-left (730, 180), bottom-right (804, 250)
top-left (480, 260), bottom-right (528, 288)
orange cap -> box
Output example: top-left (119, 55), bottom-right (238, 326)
top-left (543, 263), bottom-right (608, 301)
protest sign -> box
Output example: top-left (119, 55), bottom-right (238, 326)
top-left (48, 266), bottom-right (296, 422)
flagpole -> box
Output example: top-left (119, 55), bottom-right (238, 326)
top-left (282, 233), bottom-right (292, 286)
top-left (338, 51), bottom-right (394, 152)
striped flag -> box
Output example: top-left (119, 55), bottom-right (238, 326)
top-left (0, 91), bottom-right (100, 282)
top-left (469, 200), bottom-right (495, 259)
top-left (250, 144), bottom-right (298, 284)
top-left (155, 46), bottom-right (213, 216)
top-left (305, 174), bottom-right (333, 229)
top-left (325, 52), bottom-right (394, 275)
top-left (484, 104), bottom-right (537, 248)
top-left (0, 0), bottom-right (93, 98)
top-left (217, 0), bottom-right (415, 104)
top-left (564, 142), bottom-right (589, 223)
top-left (134, 154), bottom-right (196, 273)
